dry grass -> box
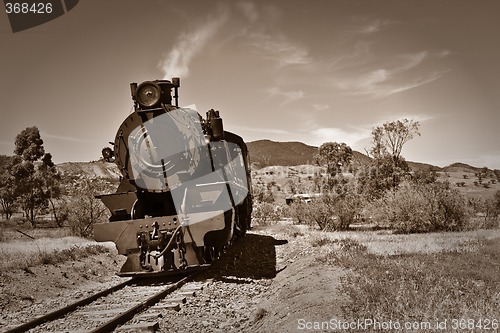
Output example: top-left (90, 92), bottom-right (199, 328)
top-left (0, 235), bottom-right (116, 270)
top-left (313, 231), bottom-right (500, 329)
top-left (305, 228), bottom-right (500, 255)
top-left (1, 227), bottom-right (73, 241)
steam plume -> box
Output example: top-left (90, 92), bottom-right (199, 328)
top-left (159, 11), bottom-right (227, 79)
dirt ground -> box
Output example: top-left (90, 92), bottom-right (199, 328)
top-left (0, 250), bottom-right (127, 330)
top-left (0, 224), bottom-right (351, 333)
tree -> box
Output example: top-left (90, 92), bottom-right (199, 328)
top-left (0, 155), bottom-right (16, 220)
top-left (67, 178), bottom-right (110, 237)
top-left (356, 156), bottom-right (409, 200)
top-left (370, 118), bottom-right (420, 163)
top-left (37, 153), bottom-right (63, 226)
top-left (317, 142), bottom-right (353, 176)
top-left (11, 127), bottom-right (61, 226)
top-left (14, 127), bottom-right (45, 162)
top-left (11, 156), bottom-right (43, 224)
top-left (359, 119), bottom-right (419, 198)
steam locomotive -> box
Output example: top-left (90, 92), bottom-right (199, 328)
top-left (94, 78), bottom-right (252, 276)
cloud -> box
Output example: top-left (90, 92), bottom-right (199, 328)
top-left (248, 32), bottom-right (311, 68)
top-left (375, 113), bottom-right (436, 124)
top-left (41, 132), bottom-right (92, 143)
top-left (374, 72), bottom-right (447, 97)
top-left (308, 112), bottom-right (434, 148)
top-left (267, 87), bottom-right (305, 106)
top-left (232, 125), bottom-right (290, 135)
top-left (334, 51), bottom-right (449, 98)
top-left (325, 41), bottom-right (373, 72)
top-left (158, 8), bottom-right (228, 79)
top-left (237, 1), bottom-right (258, 23)
top-left (357, 18), bottom-right (394, 35)
top-left (312, 104), bottom-right (330, 111)
top-left (436, 50), bottom-right (452, 58)
top-left (312, 127), bottom-right (371, 147)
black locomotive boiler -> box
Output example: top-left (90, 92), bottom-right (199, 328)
top-left (94, 78), bottom-right (252, 276)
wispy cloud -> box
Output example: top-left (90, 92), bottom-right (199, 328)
top-left (334, 51), bottom-right (449, 98)
top-left (158, 7), bottom-right (228, 79)
top-left (237, 1), bottom-right (258, 23)
top-left (375, 113), bottom-right (436, 124)
top-left (248, 32), bottom-right (311, 68)
top-left (308, 112), bottom-right (434, 148)
top-left (41, 132), bottom-right (92, 143)
top-left (232, 125), bottom-right (290, 135)
top-left (356, 18), bottom-right (395, 35)
top-left (324, 41), bottom-right (373, 72)
top-left (267, 87), bottom-right (305, 106)
top-left (312, 127), bottom-right (371, 147)
top-left (312, 104), bottom-right (330, 111)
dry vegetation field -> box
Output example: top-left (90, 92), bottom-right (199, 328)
top-left (251, 223), bottom-right (500, 332)
top-left (0, 227), bottom-right (114, 271)
top-left (1, 159), bottom-right (499, 332)
top-left (0, 219), bottom-right (499, 332)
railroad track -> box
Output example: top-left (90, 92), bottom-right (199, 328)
top-left (4, 272), bottom-right (206, 333)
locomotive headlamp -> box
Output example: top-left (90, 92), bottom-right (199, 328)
top-left (136, 81), bottom-right (162, 108)
top-left (101, 147), bottom-right (114, 162)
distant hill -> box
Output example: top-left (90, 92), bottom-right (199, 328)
top-left (247, 139), bottom-right (371, 168)
top-left (442, 162), bottom-right (481, 173)
top-left (247, 140), bottom-right (317, 166)
top-left (245, 140), bottom-right (499, 173)
top-left (56, 160), bottom-right (120, 195)
top-left (0, 141), bottom-right (481, 180)
top-left (407, 161), bottom-right (442, 172)
top-left (57, 160), bottom-right (121, 181)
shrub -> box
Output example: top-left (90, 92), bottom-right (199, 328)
top-left (468, 195), bottom-right (500, 229)
top-left (356, 157), bottom-right (411, 200)
top-left (333, 192), bottom-right (362, 230)
top-left (307, 195), bottom-right (337, 230)
top-left (251, 202), bottom-right (283, 226)
top-left (287, 200), bottom-right (309, 224)
top-left (288, 193), bottom-right (359, 231)
top-left (67, 181), bottom-right (109, 238)
top-left (371, 181), bottom-right (470, 233)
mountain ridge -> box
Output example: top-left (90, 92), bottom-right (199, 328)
top-left (247, 139), bottom-right (441, 171)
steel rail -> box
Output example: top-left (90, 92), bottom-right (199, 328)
top-left (4, 279), bottom-right (133, 333)
top-left (89, 272), bottom-right (198, 333)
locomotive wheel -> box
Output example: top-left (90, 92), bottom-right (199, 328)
top-left (235, 196), bottom-right (251, 237)
top-left (131, 199), bottom-right (146, 220)
top-left (204, 246), bottom-right (217, 263)
top-left (204, 246), bottom-right (224, 263)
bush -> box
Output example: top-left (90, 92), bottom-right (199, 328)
top-left (307, 196), bottom-right (336, 230)
top-left (371, 181), bottom-right (470, 233)
top-left (251, 202), bottom-right (283, 226)
top-left (468, 194), bottom-right (500, 229)
top-left (287, 200), bottom-right (309, 225)
top-left (287, 193), bottom-right (359, 231)
top-left (333, 192), bottom-right (362, 230)
top-left (66, 180), bottom-right (109, 238)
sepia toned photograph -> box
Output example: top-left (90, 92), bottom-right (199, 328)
top-left (1, 1), bottom-right (499, 332)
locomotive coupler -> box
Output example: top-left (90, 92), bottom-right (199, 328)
top-left (137, 222), bottom-right (175, 271)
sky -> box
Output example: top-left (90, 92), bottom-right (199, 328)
top-left (1, 0), bottom-right (499, 168)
